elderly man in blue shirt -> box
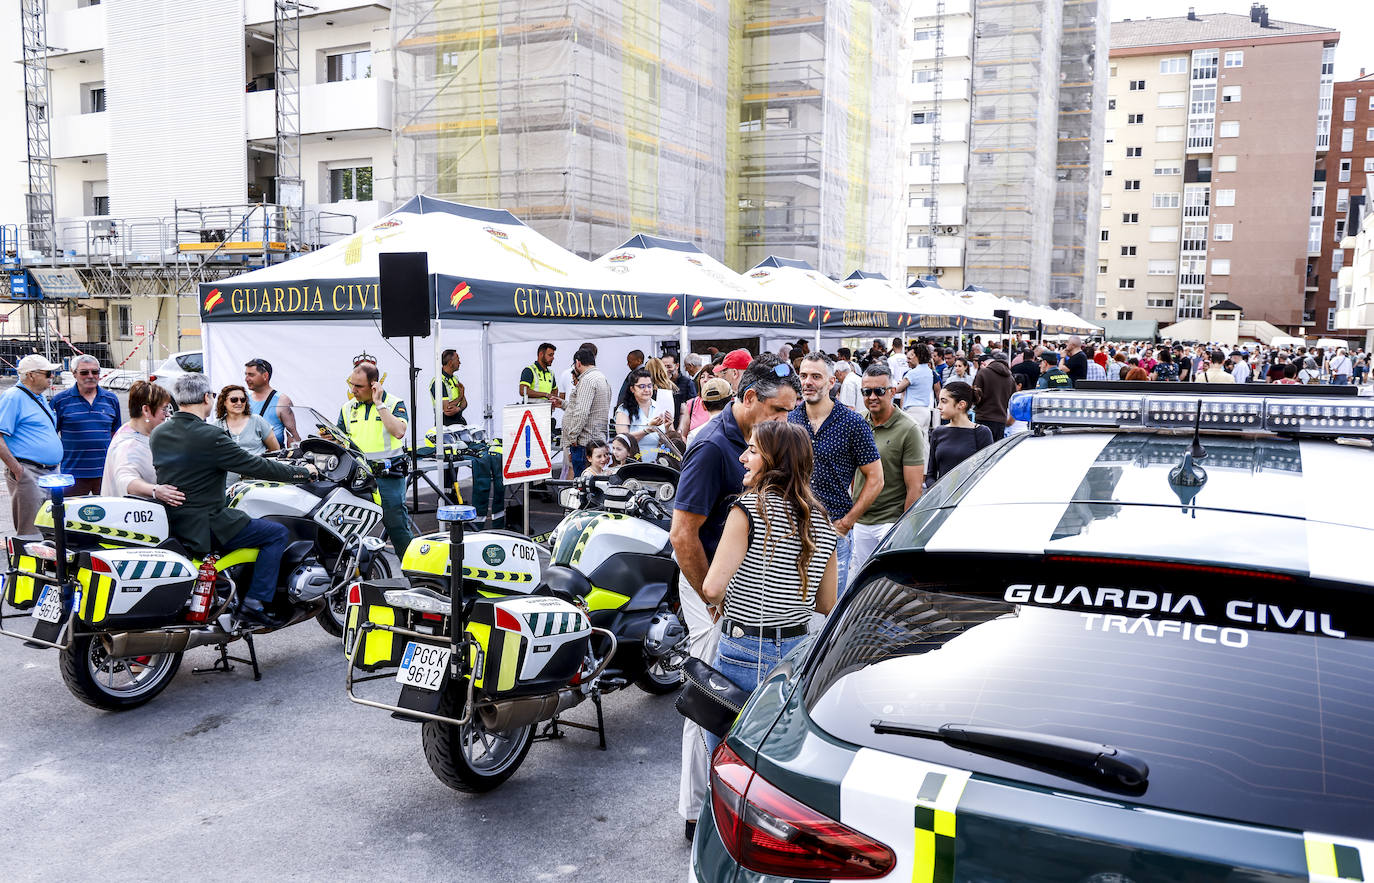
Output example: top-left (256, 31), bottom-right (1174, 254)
top-left (0, 354), bottom-right (66, 534)
top-left (52, 354), bottom-right (121, 496)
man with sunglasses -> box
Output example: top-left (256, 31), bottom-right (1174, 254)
top-left (848, 364), bottom-right (925, 591)
top-left (0, 354), bottom-right (65, 534)
top-left (244, 357), bottom-right (299, 447)
top-left (51, 354), bottom-right (121, 496)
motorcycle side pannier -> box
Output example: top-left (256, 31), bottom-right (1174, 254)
top-left (74, 549), bottom-right (196, 629)
top-left (466, 596), bottom-right (590, 697)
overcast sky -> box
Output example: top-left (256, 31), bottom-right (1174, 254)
top-left (1107, 1), bottom-right (1373, 80)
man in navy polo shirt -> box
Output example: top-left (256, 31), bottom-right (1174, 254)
top-left (669, 352), bottom-right (799, 839)
top-left (789, 352), bottom-right (882, 590)
top-left (0, 354), bottom-right (65, 534)
top-left (52, 354), bottom-right (121, 496)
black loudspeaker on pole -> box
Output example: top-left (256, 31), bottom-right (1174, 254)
top-left (379, 252), bottom-right (431, 339)
top-left (993, 308), bottom-right (1011, 335)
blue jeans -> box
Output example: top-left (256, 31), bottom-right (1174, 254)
top-left (221, 518), bottom-right (290, 605)
top-left (376, 475), bottom-right (414, 559)
top-left (568, 444), bottom-right (587, 477)
top-left (833, 527), bottom-right (853, 593)
top-left (703, 630), bottom-right (809, 756)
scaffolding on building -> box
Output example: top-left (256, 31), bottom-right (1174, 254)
top-left (927, 0), bottom-right (946, 279)
top-left (20, 0), bottom-right (56, 260)
top-left (274, 0), bottom-right (306, 253)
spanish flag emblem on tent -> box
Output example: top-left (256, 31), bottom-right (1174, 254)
top-left (808, 307), bottom-right (817, 322)
top-left (667, 296), bottom-right (680, 317)
top-left (450, 281), bottom-right (472, 309)
top-left (822, 309), bottom-right (831, 322)
top-left (203, 288), bottom-right (224, 313)
top-left (691, 299), bottom-right (705, 318)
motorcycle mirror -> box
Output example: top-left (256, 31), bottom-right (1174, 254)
top-left (559, 487), bottom-right (581, 510)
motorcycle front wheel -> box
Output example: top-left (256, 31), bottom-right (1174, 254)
top-left (59, 634), bottom-right (183, 711)
top-left (316, 553), bottom-right (393, 637)
top-left (422, 690), bottom-right (534, 793)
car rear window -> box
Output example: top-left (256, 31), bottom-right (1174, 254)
top-left (805, 566), bottom-right (1374, 839)
top-left (177, 352), bottom-right (203, 373)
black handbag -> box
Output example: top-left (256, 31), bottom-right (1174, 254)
top-left (675, 657), bottom-right (751, 739)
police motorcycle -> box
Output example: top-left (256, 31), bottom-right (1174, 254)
top-left (0, 407), bottom-right (391, 711)
top-left (343, 462), bottom-right (688, 793)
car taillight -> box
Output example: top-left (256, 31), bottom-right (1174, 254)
top-left (89, 556), bottom-right (112, 574)
top-left (347, 582), bottom-right (361, 606)
top-left (710, 744), bottom-right (895, 879)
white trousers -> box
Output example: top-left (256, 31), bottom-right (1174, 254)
top-left (677, 574), bottom-right (720, 821)
top-left (847, 521), bottom-right (895, 591)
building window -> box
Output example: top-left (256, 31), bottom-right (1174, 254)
top-left (1149, 225), bottom-right (1179, 242)
top-left (1110, 63), bottom-right (1118, 77)
top-left (1155, 125), bottom-right (1184, 142)
top-left (1331, 278), bottom-right (1340, 301)
top-left (914, 68), bottom-right (935, 83)
top-left (1335, 220), bottom-right (1347, 242)
top-left (1215, 189), bottom-right (1236, 206)
top-left (1344, 97), bottom-right (1357, 122)
top-left (1121, 245), bottom-right (1137, 256)
top-left (1328, 309), bottom-right (1337, 331)
top-left (1103, 161), bottom-right (1113, 177)
top-left (1121, 212), bottom-right (1139, 224)
top-left (1152, 192), bottom-right (1180, 209)
top-left (326, 49), bottom-right (372, 83)
top-left (1154, 160), bottom-right (1181, 176)
top-left (1366, 158), bottom-right (1374, 172)
top-left (1100, 229), bottom-right (1110, 241)
top-left (328, 165), bottom-right (373, 202)
top-left (1369, 96), bottom-right (1374, 111)
top-left (1098, 264), bottom-right (1108, 275)
top-left (1217, 155), bottom-right (1237, 173)
top-left (1126, 146), bottom-right (1142, 157)
top-left (1219, 121), bottom-right (1240, 138)
top-left (1129, 79), bottom-right (1146, 91)
top-left (1101, 194), bottom-right (1112, 209)
top-left (1340, 159), bottom-right (1352, 182)
top-left (1118, 278), bottom-right (1136, 289)
top-left (1332, 251), bottom-right (1344, 272)
top-left (1213, 223), bottom-right (1233, 240)
top-left (1211, 259), bottom-right (1231, 276)
top-left (1342, 128), bottom-right (1355, 151)
top-left (1116, 311), bottom-right (1133, 320)
top-left (82, 83), bottom-right (106, 114)
top-left (1108, 98), bottom-right (1117, 110)
top-left (911, 150), bottom-right (933, 166)
top-left (1221, 85), bottom-right (1242, 103)
top-left (912, 111), bottom-right (939, 125)
top-left (1337, 188), bottom-right (1350, 213)
top-left (982, 67), bottom-right (999, 80)
top-left (1159, 57), bottom-right (1188, 75)
top-left (1223, 51), bottom-right (1244, 68)
top-left (1310, 220), bottom-right (1323, 254)
top-left (1096, 293), bottom-right (1108, 307)
top-left (116, 304), bottom-right (132, 339)
top-left (914, 28), bottom-right (935, 40)
top-left (1158, 91), bottom-right (1186, 108)
top-left (92, 195), bottom-right (109, 216)
top-left (1128, 113), bottom-right (1144, 124)
top-left (1124, 179), bottom-right (1141, 191)
top-left (1148, 260), bottom-right (1176, 276)
top-left (1147, 296), bottom-right (1174, 308)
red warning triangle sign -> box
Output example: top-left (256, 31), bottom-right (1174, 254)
top-left (503, 408), bottom-right (553, 480)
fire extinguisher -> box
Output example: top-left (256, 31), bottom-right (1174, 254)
top-left (188, 555), bottom-right (219, 623)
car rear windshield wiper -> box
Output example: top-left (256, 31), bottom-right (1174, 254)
top-left (870, 720), bottom-right (1149, 789)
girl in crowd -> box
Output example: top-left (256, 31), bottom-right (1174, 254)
top-left (1150, 349), bottom-right (1179, 382)
top-left (950, 357), bottom-right (974, 382)
top-left (701, 421), bottom-right (837, 754)
top-left (582, 438), bottom-right (612, 477)
top-left (101, 380), bottom-right (185, 507)
top-left (610, 433), bottom-right (640, 468)
top-left (926, 381), bottom-right (995, 485)
top-left (615, 367), bottom-right (673, 463)
top-left (644, 357), bottom-right (679, 418)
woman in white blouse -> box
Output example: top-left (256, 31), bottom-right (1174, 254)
top-left (101, 380), bottom-right (185, 507)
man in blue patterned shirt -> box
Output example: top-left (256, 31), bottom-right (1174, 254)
top-left (789, 352), bottom-right (882, 590)
top-left (52, 354), bottom-right (121, 496)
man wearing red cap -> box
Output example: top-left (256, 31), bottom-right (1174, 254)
top-left (716, 348), bottom-right (751, 393)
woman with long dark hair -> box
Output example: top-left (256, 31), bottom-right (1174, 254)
top-left (927, 380), bottom-right (995, 484)
top-left (614, 367), bottom-right (673, 463)
top-left (701, 421), bottom-right (838, 752)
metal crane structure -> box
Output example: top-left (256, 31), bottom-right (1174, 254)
top-left (927, 0), bottom-right (945, 279)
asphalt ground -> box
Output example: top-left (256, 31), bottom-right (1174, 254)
top-left (0, 416), bottom-right (692, 881)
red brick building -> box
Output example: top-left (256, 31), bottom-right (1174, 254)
top-left (1312, 72), bottom-right (1374, 341)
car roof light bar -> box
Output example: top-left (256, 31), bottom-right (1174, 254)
top-left (1014, 391), bottom-right (1374, 438)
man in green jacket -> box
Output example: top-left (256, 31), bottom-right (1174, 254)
top-left (151, 373), bottom-right (317, 627)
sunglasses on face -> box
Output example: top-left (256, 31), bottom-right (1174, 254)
top-left (76, 370), bottom-right (100, 376)
top-left (860, 387), bottom-right (891, 397)
top-left (247, 359), bottom-right (272, 373)
top-left (226, 396), bottom-right (246, 404)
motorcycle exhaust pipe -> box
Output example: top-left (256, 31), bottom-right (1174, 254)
top-left (476, 688), bottom-right (581, 731)
top-left (104, 628), bottom-right (229, 657)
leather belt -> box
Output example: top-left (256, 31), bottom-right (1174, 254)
top-left (719, 617), bottom-right (809, 641)
top-left (16, 458), bottom-right (57, 470)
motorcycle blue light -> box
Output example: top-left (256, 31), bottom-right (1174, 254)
top-left (37, 473), bottom-right (76, 490)
top-left (1009, 391), bottom-right (1035, 424)
top-left (437, 505), bottom-right (478, 523)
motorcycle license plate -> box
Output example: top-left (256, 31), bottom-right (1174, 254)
top-left (395, 642), bottom-right (450, 691)
top-left (32, 586), bottom-right (63, 623)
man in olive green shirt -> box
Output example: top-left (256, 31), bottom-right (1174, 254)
top-left (848, 364), bottom-right (926, 592)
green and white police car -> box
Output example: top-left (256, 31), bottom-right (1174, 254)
top-left (693, 384), bottom-right (1374, 883)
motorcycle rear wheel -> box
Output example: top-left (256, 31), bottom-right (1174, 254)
top-left (59, 634), bottom-right (183, 711)
top-left (635, 650), bottom-right (686, 694)
top-left (422, 690), bottom-right (534, 793)
top-left (316, 554), bottom-right (392, 637)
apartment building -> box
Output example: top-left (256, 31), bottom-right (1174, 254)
top-left (904, 0), bottom-right (1108, 314)
top-left (1313, 73), bottom-right (1374, 340)
top-left (1098, 8), bottom-right (1338, 335)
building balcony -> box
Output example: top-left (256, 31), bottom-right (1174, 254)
top-left (908, 79), bottom-right (971, 103)
top-left (45, 3), bottom-right (106, 59)
top-left (246, 77), bottom-right (393, 141)
top-left (245, 0), bottom-right (390, 27)
top-left (907, 245), bottom-right (965, 267)
top-left (51, 111), bottom-right (109, 158)
top-left (907, 206), bottom-right (966, 227)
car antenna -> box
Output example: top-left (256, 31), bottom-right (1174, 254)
top-left (1168, 400), bottom-right (1208, 517)
top-left (1188, 398), bottom-right (1206, 461)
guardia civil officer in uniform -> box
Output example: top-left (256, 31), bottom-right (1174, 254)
top-left (430, 348), bottom-right (467, 501)
top-left (338, 361), bottom-right (414, 558)
top-left (518, 342), bottom-right (563, 409)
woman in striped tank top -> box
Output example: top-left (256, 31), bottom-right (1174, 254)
top-left (701, 421), bottom-right (837, 751)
